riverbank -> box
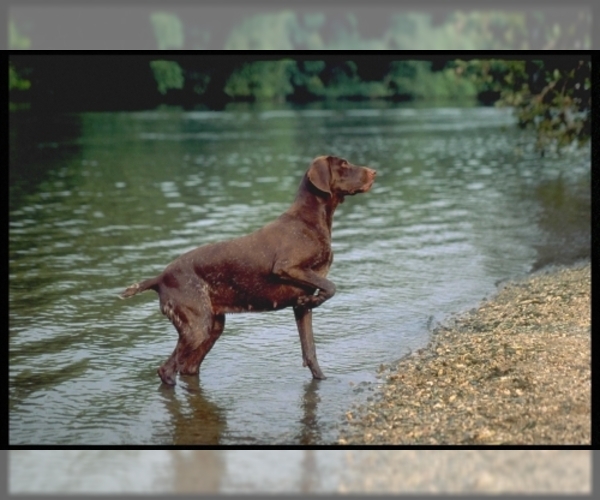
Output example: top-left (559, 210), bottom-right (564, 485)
top-left (339, 261), bottom-right (590, 445)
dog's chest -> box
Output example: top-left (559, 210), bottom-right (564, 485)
top-left (311, 246), bottom-right (333, 275)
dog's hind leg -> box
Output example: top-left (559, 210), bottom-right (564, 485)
top-left (157, 279), bottom-right (215, 385)
top-left (179, 313), bottom-right (225, 376)
top-left (157, 342), bottom-right (180, 386)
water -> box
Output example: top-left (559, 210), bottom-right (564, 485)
top-left (9, 103), bottom-right (590, 445)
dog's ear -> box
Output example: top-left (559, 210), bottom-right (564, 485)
top-left (307, 156), bottom-right (331, 195)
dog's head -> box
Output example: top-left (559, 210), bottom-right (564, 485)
top-left (307, 156), bottom-right (376, 200)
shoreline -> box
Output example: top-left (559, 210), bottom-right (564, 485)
top-left (339, 260), bottom-right (590, 445)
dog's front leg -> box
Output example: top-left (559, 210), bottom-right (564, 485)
top-left (293, 306), bottom-right (326, 379)
top-left (272, 264), bottom-right (336, 309)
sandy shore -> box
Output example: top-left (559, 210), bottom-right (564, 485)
top-left (339, 261), bottom-right (590, 445)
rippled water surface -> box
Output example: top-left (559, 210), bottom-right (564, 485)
top-left (9, 103), bottom-right (590, 444)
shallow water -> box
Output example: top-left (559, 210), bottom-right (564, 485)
top-left (9, 102), bottom-right (590, 445)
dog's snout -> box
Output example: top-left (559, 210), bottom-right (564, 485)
top-left (363, 167), bottom-right (377, 182)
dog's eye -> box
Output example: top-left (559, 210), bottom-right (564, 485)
top-left (341, 160), bottom-right (348, 167)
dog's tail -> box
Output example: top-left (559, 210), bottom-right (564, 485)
top-left (119, 276), bottom-right (160, 299)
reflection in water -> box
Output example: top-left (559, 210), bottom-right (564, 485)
top-left (296, 379), bottom-right (322, 445)
top-left (9, 450), bottom-right (590, 494)
top-left (159, 377), bottom-right (226, 445)
top-left (532, 176), bottom-right (590, 270)
top-left (9, 113), bottom-right (83, 210)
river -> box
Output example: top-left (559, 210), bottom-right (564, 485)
top-left (9, 102), bottom-right (590, 445)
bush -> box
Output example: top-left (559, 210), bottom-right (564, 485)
top-left (150, 60), bottom-right (185, 95)
top-left (224, 61), bottom-right (296, 102)
top-left (452, 59), bottom-right (590, 152)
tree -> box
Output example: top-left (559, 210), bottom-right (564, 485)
top-left (453, 59), bottom-right (590, 153)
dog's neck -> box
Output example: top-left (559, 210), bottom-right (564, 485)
top-left (288, 175), bottom-right (341, 236)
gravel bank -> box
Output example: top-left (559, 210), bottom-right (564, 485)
top-left (339, 261), bottom-right (590, 445)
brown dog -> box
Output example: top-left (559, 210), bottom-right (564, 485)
top-left (120, 156), bottom-right (376, 385)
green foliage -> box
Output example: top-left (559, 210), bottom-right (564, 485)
top-left (150, 12), bottom-right (184, 49)
top-left (150, 60), bottom-right (185, 95)
top-left (9, 62), bottom-right (30, 91)
top-left (288, 61), bottom-right (327, 96)
top-left (221, 59), bottom-right (478, 103)
top-left (9, 19), bottom-right (31, 50)
top-left (453, 59), bottom-right (591, 152)
top-left (224, 61), bottom-right (296, 102)
top-left (387, 61), bottom-right (477, 100)
top-left (188, 70), bottom-right (211, 95)
top-left (313, 61), bottom-right (389, 99)
top-left (510, 61), bottom-right (591, 151)
top-left (220, 56), bottom-right (588, 153)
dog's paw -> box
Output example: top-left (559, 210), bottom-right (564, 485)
top-left (157, 366), bottom-right (177, 386)
top-left (296, 295), bottom-right (313, 308)
top-left (296, 294), bottom-right (325, 308)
